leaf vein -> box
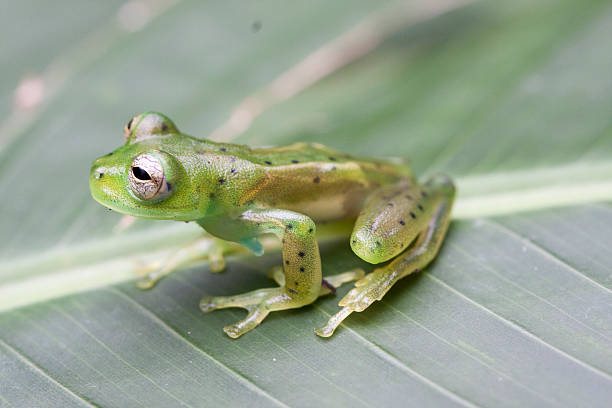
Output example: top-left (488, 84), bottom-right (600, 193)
top-left (108, 288), bottom-right (290, 408)
top-left (424, 273), bottom-right (612, 382)
top-left (0, 339), bottom-right (98, 408)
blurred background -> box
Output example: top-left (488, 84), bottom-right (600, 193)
top-left (2, 0), bottom-right (610, 259)
top-left (1, 1), bottom-right (611, 407)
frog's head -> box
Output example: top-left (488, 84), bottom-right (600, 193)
top-left (89, 112), bottom-right (209, 220)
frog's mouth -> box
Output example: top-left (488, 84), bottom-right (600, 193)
top-left (89, 161), bottom-right (136, 216)
top-left (90, 159), bottom-right (204, 220)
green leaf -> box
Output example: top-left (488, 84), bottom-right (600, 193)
top-left (1, 0), bottom-right (611, 407)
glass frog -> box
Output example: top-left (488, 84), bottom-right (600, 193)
top-left (90, 112), bottom-right (455, 338)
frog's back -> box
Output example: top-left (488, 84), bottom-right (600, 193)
top-left (248, 142), bottom-right (411, 178)
top-left (244, 142), bottom-right (414, 221)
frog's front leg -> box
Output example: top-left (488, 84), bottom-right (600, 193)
top-left (200, 208), bottom-right (322, 338)
top-left (136, 237), bottom-right (239, 289)
top-left (316, 175), bottom-right (455, 337)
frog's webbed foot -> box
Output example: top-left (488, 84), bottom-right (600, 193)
top-left (316, 175), bottom-right (456, 337)
top-left (315, 268), bottom-right (398, 337)
top-left (268, 266), bottom-right (365, 297)
top-left (136, 237), bottom-right (237, 290)
top-left (200, 266), bottom-right (364, 339)
top-left (200, 288), bottom-right (278, 338)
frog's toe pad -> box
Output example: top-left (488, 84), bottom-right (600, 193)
top-left (223, 325), bottom-right (244, 339)
top-left (200, 296), bottom-right (218, 312)
top-left (315, 306), bottom-right (353, 337)
top-left (314, 325), bottom-right (335, 338)
top-left (209, 259), bottom-right (226, 273)
top-left (136, 276), bottom-right (157, 290)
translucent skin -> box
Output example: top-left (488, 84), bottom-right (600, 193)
top-left (90, 112), bottom-right (455, 338)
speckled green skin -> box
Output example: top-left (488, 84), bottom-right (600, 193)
top-left (90, 112), bottom-right (456, 338)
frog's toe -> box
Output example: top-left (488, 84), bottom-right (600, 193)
top-left (318, 268), bottom-right (366, 297)
top-left (222, 306), bottom-right (269, 339)
top-left (315, 306), bottom-right (353, 338)
top-left (208, 246), bottom-right (227, 273)
top-left (314, 325), bottom-right (335, 338)
top-left (223, 325), bottom-right (243, 339)
top-left (136, 274), bottom-right (158, 290)
top-left (199, 296), bottom-right (218, 312)
top-left (340, 268), bottom-right (393, 308)
top-left (209, 257), bottom-right (226, 273)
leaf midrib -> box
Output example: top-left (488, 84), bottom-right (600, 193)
top-left (1, 161), bottom-right (611, 313)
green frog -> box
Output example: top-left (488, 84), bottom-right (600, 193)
top-left (90, 112), bottom-right (455, 338)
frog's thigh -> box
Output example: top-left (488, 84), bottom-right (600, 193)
top-left (350, 180), bottom-right (439, 264)
top-left (317, 175), bottom-right (455, 337)
top-left (200, 208), bottom-right (322, 338)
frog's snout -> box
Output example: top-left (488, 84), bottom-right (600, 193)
top-left (90, 158), bottom-right (106, 184)
top-left (91, 166), bottom-right (105, 180)
top-left (89, 156), bottom-right (121, 203)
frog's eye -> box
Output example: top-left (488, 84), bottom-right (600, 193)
top-left (128, 153), bottom-right (169, 201)
top-left (125, 112), bottom-right (179, 143)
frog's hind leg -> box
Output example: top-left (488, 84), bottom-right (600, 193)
top-left (316, 175), bottom-right (455, 337)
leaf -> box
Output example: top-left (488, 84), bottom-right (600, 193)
top-left (1, 0), bottom-right (612, 407)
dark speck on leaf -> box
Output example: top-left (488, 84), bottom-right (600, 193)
top-left (387, 203), bottom-right (394, 207)
top-left (251, 20), bottom-right (262, 32)
top-left (161, 123), bottom-right (168, 132)
top-left (286, 224), bottom-right (293, 229)
top-left (298, 251), bottom-right (305, 257)
top-left (313, 176), bottom-right (320, 183)
top-left (399, 220), bottom-right (405, 225)
top-left (291, 160), bottom-right (299, 164)
top-left (220, 147), bottom-right (227, 152)
top-left (410, 212), bottom-right (416, 219)
top-left (265, 160), bottom-right (272, 165)
top-left (218, 178), bottom-right (225, 184)
top-left (418, 204), bottom-right (424, 211)
top-left (300, 267), bottom-right (305, 272)
top-left (329, 157), bottom-right (337, 161)
top-left (230, 168), bottom-right (236, 174)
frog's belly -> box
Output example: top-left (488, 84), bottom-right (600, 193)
top-left (274, 188), bottom-right (367, 222)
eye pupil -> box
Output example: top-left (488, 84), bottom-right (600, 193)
top-left (132, 166), bottom-right (151, 180)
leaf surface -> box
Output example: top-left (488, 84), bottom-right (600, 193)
top-left (1, 0), bottom-right (611, 407)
